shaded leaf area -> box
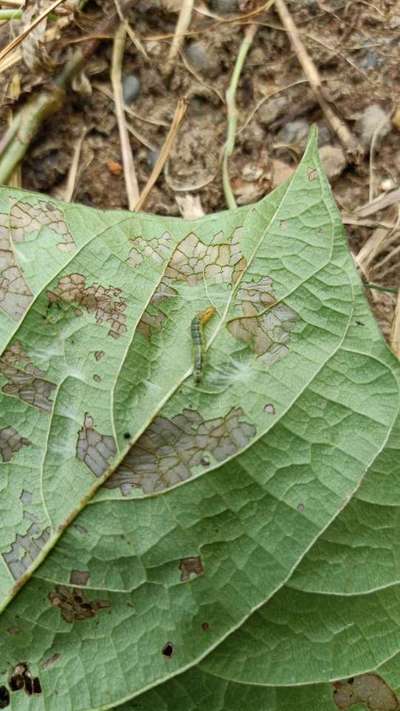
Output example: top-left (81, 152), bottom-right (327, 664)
top-left (118, 670), bottom-right (400, 711)
top-left (0, 132), bottom-right (399, 711)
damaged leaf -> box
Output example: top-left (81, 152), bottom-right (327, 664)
top-left (0, 130), bottom-right (399, 711)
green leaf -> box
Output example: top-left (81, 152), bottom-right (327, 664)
top-left (0, 129), bottom-right (399, 711)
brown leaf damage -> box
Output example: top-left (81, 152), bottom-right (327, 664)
top-left (0, 341), bottom-right (56, 412)
top-left (106, 406), bottom-right (256, 495)
top-left (76, 413), bottom-right (117, 478)
top-left (47, 273), bottom-right (127, 338)
top-left (48, 585), bottom-right (110, 623)
top-left (179, 556), bottom-right (204, 582)
top-left (0, 199), bottom-right (76, 320)
top-left (333, 674), bottom-right (399, 711)
top-left (0, 427), bottom-right (31, 462)
top-left (228, 277), bottom-right (297, 364)
top-left (135, 228), bottom-right (246, 339)
top-left (2, 523), bottom-right (51, 580)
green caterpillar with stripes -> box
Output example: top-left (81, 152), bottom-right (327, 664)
top-left (191, 306), bottom-right (216, 383)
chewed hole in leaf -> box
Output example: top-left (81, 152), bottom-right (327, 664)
top-left (47, 274), bottom-right (127, 339)
top-left (0, 427), bottom-right (31, 462)
top-left (48, 585), bottom-right (111, 623)
top-left (0, 686), bottom-right (9, 708)
top-left (162, 642), bottom-right (174, 658)
top-left (179, 556), bottom-right (204, 582)
top-left (76, 414), bottom-right (117, 478)
top-left (2, 525), bottom-right (51, 580)
top-left (106, 407), bottom-right (256, 495)
top-left (263, 403), bottom-right (275, 415)
top-left (8, 663), bottom-right (41, 696)
top-left (333, 674), bottom-right (399, 710)
top-left (9, 663), bottom-right (26, 691)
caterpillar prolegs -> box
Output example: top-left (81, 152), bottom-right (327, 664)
top-left (191, 306), bottom-right (216, 383)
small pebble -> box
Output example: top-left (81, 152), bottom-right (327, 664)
top-left (278, 119), bottom-right (309, 147)
top-left (357, 48), bottom-right (384, 72)
top-left (381, 178), bottom-right (395, 192)
top-left (209, 0), bottom-right (238, 14)
top-left (257, 96), bottom-right (288, 127)
top-left (185, 42), bottom-right (210, 72)
top-left (357, 104), bottom-right (391, 147)
top-left (122, 74), bottom-right (140, 103)
top-left (319, 144), bottom-right (346, 180)
top-left (147, 149), bottom-right (160, 168)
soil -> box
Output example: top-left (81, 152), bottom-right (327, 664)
top-left (0, 0), bottom-right (399, 340)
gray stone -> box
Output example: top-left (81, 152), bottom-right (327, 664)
top-left (257, 96), bottom-right (288, 127)
top-left (185, 42), bottom-right (210, 72)
top-left (278, 119), bottom-right (309, 147)
top-left (122, 74), bottom-right (140, 103)
top-left (319, 144), bottom-right (346, 180)
top-left (357, 104), bottom-right (391, 147)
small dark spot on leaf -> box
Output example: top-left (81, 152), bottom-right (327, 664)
top-left (202, 622), bottom-right (209, 631)
top-left (24, 676), bottom-right (33, 696)
top-left (93, 374), bottom-right (101, 383)
top-left (162, 642), bottom-right (174, 658)
top-left (264, 403), bottom-right (275, 415)
top-left (32, 678), bottom-right (42, 694)
top-left (0, 686), bottom-right (9, 708)
top-left (179, 556), bottom-right (204, 582)
top-left (6, 627), bottom-right (19, 636)
top-left (123, 432), bottom-right (131, 440)
top-left (355, 320), bottom-right (365, 326)
top-left (200, 455), bottom-right (210, 466)
top-left (297, 503), bottom-right (305, 513)
top-left (9, 663), bottom-right (27, 691)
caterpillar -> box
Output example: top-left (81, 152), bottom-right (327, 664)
top-left (191, 306), bottom-right (216, 383)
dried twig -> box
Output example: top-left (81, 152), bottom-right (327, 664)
top-left (369, 114), bottom-right (391, 203)
top-left (111, 23), bottom-right (139, 208)
top-left (355, 189), bottom-right (400, 218)
top-left (167, 0), bottom-right (195, 74)
top-left (223, 22), bottom-right (258, 209)
top-left (274, 0), bottom-right (363, 161)
top-left (63, 128), bottom-right (87, 202)
top-left (0, 0), bottom-right (65, 63)
top-left (391, 289), bottom-right (400, 359)
top-left (134, 97), bottom-right (188, 212)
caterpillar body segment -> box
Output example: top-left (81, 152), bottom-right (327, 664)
top-left (191, 306), bottom-right (216, 383)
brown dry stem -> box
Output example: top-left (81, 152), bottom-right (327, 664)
top-left (134, 97), bottom-right (188, 212)
top-left (166, 0), bottom-right (195, 75)
top-left (111, 23), bottom-right (140, 209)
top-left (274, 0), bottom-right (363, 162)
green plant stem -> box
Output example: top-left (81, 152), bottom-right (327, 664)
top-left (222, 23), bottom-right (258, 210)
top-left (364, 282), bottom-right (398, 294)
top-left (0, 9), bottom-right (22, 19)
